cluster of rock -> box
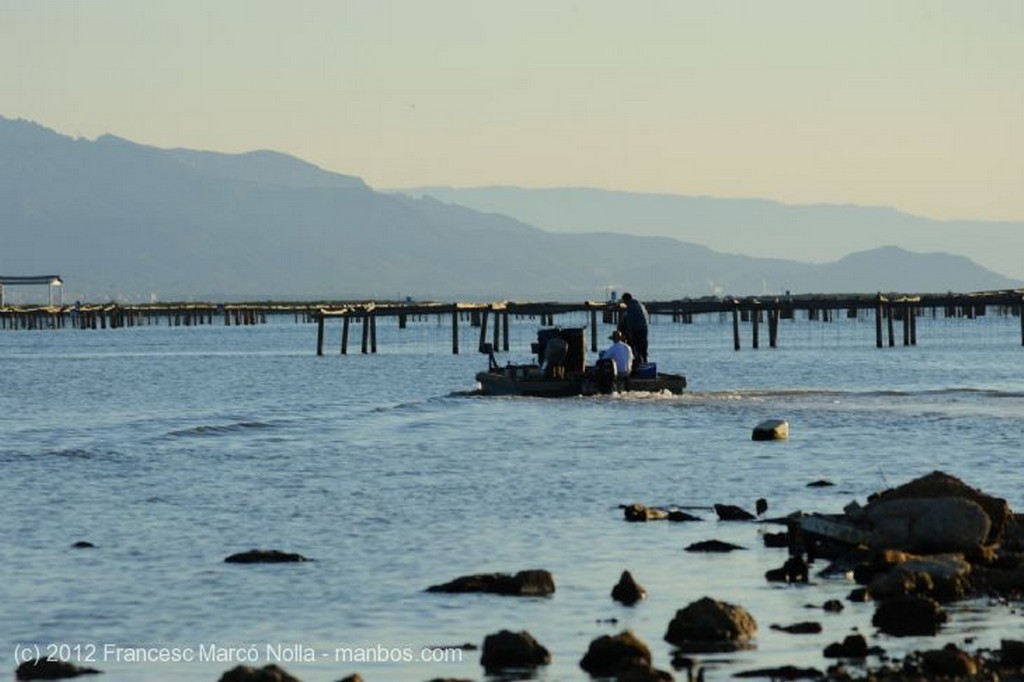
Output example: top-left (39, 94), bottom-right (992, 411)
top-left (785, 471), bottom-right (1023, 640)
top-left (17, 471), bottom-right (1024, 681)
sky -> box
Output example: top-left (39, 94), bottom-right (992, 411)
top-left (3, 0), bottom-right (1023, 222)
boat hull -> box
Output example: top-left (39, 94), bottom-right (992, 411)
top-left (476, 366), bottom-right (686, 397)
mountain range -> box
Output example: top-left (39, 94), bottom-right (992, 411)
top-left (1, 115), bottom-right (1020, 303)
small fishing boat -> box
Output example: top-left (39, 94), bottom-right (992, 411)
top-left (475, 328), bottom-right (686, 397)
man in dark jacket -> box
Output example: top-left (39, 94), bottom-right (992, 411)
top-left (619, 292), bottom-right (649, 365)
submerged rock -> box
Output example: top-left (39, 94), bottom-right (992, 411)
top-left (480, 630), bottom-right (550, 671)
top-left (765, 556), bottom-right (809, 583)
top-left (685, 539), bottom-right (746, 553)
top-left (770, 622), bottom-right (822, 635)
top-left (822, 599), bottom-right (844, 613)
top-left (15, 659), bottom-right (101, 680)
top-left (426, 569), bottom-right (555, 596)
top-left (734, 665), bottom-right (823, 679)
top-left (714, 504), bottom-right (756, 521)
top-left (664, 597), bottom-right (757, 652)
top-left (218, 665), bottom-right (300, 682)
top-left (611, 570), bottom-right (647, 605)
top-left (224, 549), bottom-right (309, 564)
top-left (667, 509), bottom-right (702, 522)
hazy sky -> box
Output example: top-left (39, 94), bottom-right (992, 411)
top-left (4, 1), bottom-right (1022, 221)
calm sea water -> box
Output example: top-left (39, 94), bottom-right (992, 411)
top-left (2, 311), bottom-right (1022, 681)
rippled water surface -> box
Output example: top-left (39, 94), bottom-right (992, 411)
top-left (2, 313), bottom-right (1022, 680)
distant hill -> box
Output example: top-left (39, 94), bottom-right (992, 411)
top-left (394, 186), bottom-right (1024, 281)
top-left (1, 115), bottom-right (1019, 303)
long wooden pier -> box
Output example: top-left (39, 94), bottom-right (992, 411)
top-left (311, 290), bottom-right (1024, 355)
top-left (2, 290), bottom-right (1022, 352)
top-left (0, 303), bottom-right (316, 330)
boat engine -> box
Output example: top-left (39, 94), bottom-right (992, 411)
top-left (594, 358), bottom-right (616, 394)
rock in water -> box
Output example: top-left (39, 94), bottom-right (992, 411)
top-left (872, 595), bottom-right (947, 636)
top-left (611, 570), bottom-right (647, 605)
top-left (480, 630), bottom-right (551, 671)
top-left (579, 630), bottom-right (652, 676)
top-left (15, 659), bottom-right (101, 680)
top-left (224, 549), bottom-right (309, 563)
top-left (664, 597), bottom-right (758, 652)
top-left (426, 569), bottom-right (555, 596)
top-left (865, 497), bottom-right (990, 553)
top-left (752, 419), bottom-right (789, 441)
top-left (714, 503), bottom-right (756, 521)
top-left (217, 664), bottom-right (300, 682)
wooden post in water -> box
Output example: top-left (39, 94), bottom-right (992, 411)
top-left (910, 307), bottom-right (917, 346)
top-left (1020, 301), bottom-right (1024, 346)
top-left (361, 311), bottom-right (370, 354)
top-left (341, 315), bottom-right (350, 355)
top-left (768, 306), bottom-right (779, 348)
top-left (492, 309), bottom-right (500, 351)
top-left (902, 304), bottom-right (910, 346)
top-left (452, 307), bottom-right (459, 354)
top-left (590, 309), bottom-right (598, 352)
top-left (732, 304), bottom-right (741, 351)
top-left (370, 312), bottom-right (377, 353)
top-left (502, 310), bottom-right (510, 351)
top-left (875, 298), bottom-right (884, 348)
top-left (751, 303), bottom-right (760, 349)
top-left (477, 308), bottom-right (489, 352)
top-left (887, 305), bottom-right (895, 347)
top-left (316, 315), bottom-right (324, 356)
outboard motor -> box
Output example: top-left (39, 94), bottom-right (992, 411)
top-left (594, 358), bottom-right (616, 394)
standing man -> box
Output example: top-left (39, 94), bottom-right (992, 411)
top-left (619, 292), bottom-right (649, 365)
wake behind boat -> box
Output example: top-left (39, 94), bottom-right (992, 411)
top-left (475, 327), bottom-right (686, 397)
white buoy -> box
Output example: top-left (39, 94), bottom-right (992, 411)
top-left (752, 419), bottom-right (789, 441)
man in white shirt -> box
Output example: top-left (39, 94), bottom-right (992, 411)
top-left (602, 330), bottom-right (634, 377)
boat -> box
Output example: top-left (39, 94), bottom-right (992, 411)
top-left (475, 327), bottom-right (687, 397)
